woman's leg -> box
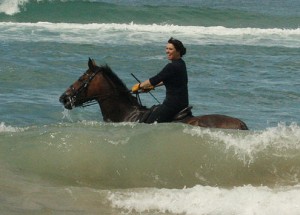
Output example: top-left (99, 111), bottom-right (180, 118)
top-left (145, 104), bottom-right (177, 123)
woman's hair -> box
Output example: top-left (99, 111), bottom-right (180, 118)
top-left (168, 37), bottom-right (186, 57)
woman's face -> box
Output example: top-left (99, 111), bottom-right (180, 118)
top-left (165, 43), bottom-right (181, 60)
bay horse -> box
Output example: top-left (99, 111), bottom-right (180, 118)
top-left (59, 58), bottom-right (248, 130)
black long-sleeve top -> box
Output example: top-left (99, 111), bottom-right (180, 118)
top-left (149, 58), bottom-right (189, 111)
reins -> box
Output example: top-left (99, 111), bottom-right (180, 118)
top-left (134, 91), bottom-right (143, 106)
top-left (130, 73), bottom-right (160, 104)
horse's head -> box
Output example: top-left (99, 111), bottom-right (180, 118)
top-left (59, 58), bottom-right (113, 109)
top-left (60, 58), bottom-right (139, 112)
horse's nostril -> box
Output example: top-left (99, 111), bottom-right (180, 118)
top-left (59, 94), bottom-right (66, 104)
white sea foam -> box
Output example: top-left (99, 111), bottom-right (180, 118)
top-left (107, 184), bottom-right (300, 215)
top-left (0, 122), bottom-right (25, 132)
top-left (0, 21), bottom-right (299, 48)
top-left (0, 0), bottom-right (29, 15)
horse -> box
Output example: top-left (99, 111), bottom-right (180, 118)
top-left (59, 58), bottom-right (248, 130)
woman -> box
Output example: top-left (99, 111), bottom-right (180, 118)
top-left (132, 37), bottom-right (189, 123)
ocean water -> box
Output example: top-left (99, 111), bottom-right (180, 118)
top-left (0, 0), bottom-right (300, 214)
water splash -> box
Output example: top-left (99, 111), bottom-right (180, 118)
top-left (61, 107), bottom-right (73, 122)
top-left (183, 122), bottom-right (300, 165)
top-left (0, 0), bottom-right (29, 15)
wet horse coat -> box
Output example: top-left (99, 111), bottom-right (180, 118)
top-left (59, 59), bottom-right (248, 130)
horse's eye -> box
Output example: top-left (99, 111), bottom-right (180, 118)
top-left (78, 74), bottom-right (87, 81)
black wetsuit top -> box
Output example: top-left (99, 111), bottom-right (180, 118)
top-left (149, 59), bottom-right (189, 112)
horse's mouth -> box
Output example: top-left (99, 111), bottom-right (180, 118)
top-left (59, 94), bottom-right (74, 110)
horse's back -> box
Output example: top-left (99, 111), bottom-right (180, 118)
top-left (184, 114), bottom-right (249, 130)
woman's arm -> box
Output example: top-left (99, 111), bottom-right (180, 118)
top-left (132, 80), bottom-right (163, 93)
top-left (140, 80), bottom-right (163, 89)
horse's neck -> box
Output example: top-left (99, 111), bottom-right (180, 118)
top-left (97, 97), bottom-right (142, 122)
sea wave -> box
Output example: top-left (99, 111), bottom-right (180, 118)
top-left (0, 122), bottom-right (299, 188)
top-left (1, 0), bottom-right (299, 28)
top-left (1, 21), bottom-right (299, 48)
top-left (184, 122), bottom-right (300, 165)
top-left (1, 166), bottom-right (300, 215)
top-left (0, 122), bottom-right (26, 132)
top-left (108, 185), bottom-right (300, 215)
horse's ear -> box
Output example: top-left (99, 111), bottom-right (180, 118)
top-left (88, 58), bottom-right (96, 69)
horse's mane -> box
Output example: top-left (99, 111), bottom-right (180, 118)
top-left (99, 65), bottom-right (129, 92)
top-left (99, 65), bottom-right (142, 107)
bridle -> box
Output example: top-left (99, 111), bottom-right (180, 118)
top-left (66, 67), bottom-right (101, 107)
top-left (66, 67), bottom-right (135, 108)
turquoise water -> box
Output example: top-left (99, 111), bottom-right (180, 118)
top-left (0, 0), bottom-right (300, 214)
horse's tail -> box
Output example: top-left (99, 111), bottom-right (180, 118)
top-left (240, 121), bottom-right (249, 130)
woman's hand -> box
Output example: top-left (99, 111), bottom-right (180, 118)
top-left (131, 83), bottom-right (140, 93)
top-left (132, 79), bottom-right (156, 93)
